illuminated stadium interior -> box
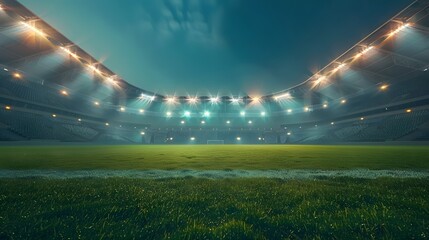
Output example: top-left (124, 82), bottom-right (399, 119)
top-left (1, 1), bottom-right (429, 144)
top-left (0, 1), bottom-right (428, 144)
top-left (1, 1), bottom-right (429, 239)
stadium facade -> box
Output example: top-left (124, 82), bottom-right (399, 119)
top-left (0, 0), bottom-right (429, 144)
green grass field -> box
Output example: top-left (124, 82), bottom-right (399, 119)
top-left (0, 145), bottom-right (428, 170)
top-left (0, 145), bottom-right (428, 239)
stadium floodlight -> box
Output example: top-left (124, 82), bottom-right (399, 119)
top-left (240, 111), bottom-right (246, 117)
top-left (140, 131), bottom-right (145, 135)
top-left (331, 122), bottom-right (335, 125)
top-left (187, 96), bottom-right (199, 105)
top-left (119, 107), bottom-right (126, 112)
top-left (52, 114), bottom-right (57, 118)
top-left (380, 84), bottom-right (389, 90)
top-left (304, 106), bottom-right (310, 112)
top-left (273, 92), bottom-right (291, 101)
top-left (12, 72), bottom-right (22, 79)
top-left (180, 120), bottom-right (185, 124)
top-left (94, 101), bottom-right (100, 106)
top-left (5, 106), bottom-right (11, 110)
top-left (201, 120), bottom-right (206, 124)
top-left (165, 96), bottom-right (177, 105)
top-left (105, 122), bottom-right (109, 126)
top-left (287, 132), bottom-right (291, 136)
top-left (60, 46), bottom-right (79, 60)
top-left (312, 75), bottom-right (327, 88)
top-left (260, 111), bottom-right (266, 117)
top-left (87, 64), bottom-right (102, 75)
top-left (3, 68), bottom-right (8, 72)
top-left (231, 97), bottom-right (241, 104)
top-left (252, 96), bottom-right (262, 104)
top-left (210, 96), bottom-right (220, 104)
top-left (388, 23), bottom-right (410, 38)
top-left (341, 99), bottom-right (347, 104)
top-left (406, 109), bottom-right (412, 113)
top-left (140, 93), bottom-right (156, 102)
top-left (258, 137), bottom-right (262, 140)
top-left (139, 109), bottom-right (144, 113)
top-left (166, 111), bottom-right (172, 117)
top-left (248, 120), bottom-right (252, 124)
top-left (360, 117), bottom-right (365, 121)
top-left (190, 137), bottom-right (195, 141)
top-left (236, 137), bottom-right (241, 141)
top-left (60, 90), bottom-right (68, 96)
top-left (323, 104), bottom-right (328, 108)
top-left (184, 111), bottom-right (191, 117)
top-left (78, 118), bottom-right (82, 122)
top-left (21, 21), bottom-right (46, 37)
top-left (169, 137), bottom-right (173, 140)
top-left (355, 46), bottom-right (374, 58)
top-left (203, 111), bottom-right (210, 117)
top-left (226, 120), bottom-right (231, 124)
top-left (333, 63), bottom-right (346, 73)
top-left (287, 109), bottom-right (292, 113)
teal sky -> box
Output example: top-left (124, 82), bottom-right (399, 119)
top-left (20, 0), bottom-right (411, 96)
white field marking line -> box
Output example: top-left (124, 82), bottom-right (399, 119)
top-left (0, 169), bottom-right (428, 179)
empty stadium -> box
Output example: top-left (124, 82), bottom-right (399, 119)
top-left (0, 0), bottom-right (428, 239)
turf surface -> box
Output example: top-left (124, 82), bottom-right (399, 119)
top-left (0, 145), bottom-right (428, 170)
top-left (0, 178), bottom-right (428, 239)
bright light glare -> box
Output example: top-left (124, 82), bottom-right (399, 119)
top-left (323, 104), bottom-right (328, 108)
top-left (287, 109), bottom-right (292, 113)
top-left (201, 120), bottom-right (206, 124)
top-left (188, 97), bottom-right (199, 104)
top-left (60, 90), bottom-right (68, 96)
top-left (13, 72), bottom-right (22, 79)
top-left (240, 111), bottom-right (246, 116)
top-left (210, 97), bottom-right (220, 104)
top-left (120, 107), bottom-right (126, 112)
top-left (341, 99), bottom-right (347, 104)
top-left (60, 47), bottom-right (79, 60)
top-left (190, 137), bottom-right (195, 141)
top-left (140, 93), bottom-right (156, 102)
top-left (304, 107), bottom-right (310, 112)
top-left (5, 106), bottom-right (11, 110)
top-left (203, 111), bottom-right (210, 117)
top-left (94, 101), bottom-right (100, 106)
top-left (21, 21), bottom-right (46, 37)
top-left (105, 122), bottom-right (109, 126)
top-left (273, 92), bottom-right (291, 101)
top-left (140, 132), bottom-right (145, 135)
top-left (260, 111), bottom-right (266, 116)
top-left (165, 96), bottom-right (177, 104)
top-left (406, 109), bottom-right (412, 113)
top-left (226, 120), bottom-right (231, 124)
top-left (184, 111), bottom-right (191, 117)
top-left (236, 137), bottom-right (241, 141)
top-left (166, 111), bottom-right (172, 117)
top-left (139, 109), bottom-right (145, 113)
top-left (231, 97), bottom-right (241, 104)
top-left (388, 23), bottom-right (410, 37)
top-left (248, 120), bottom-right (252, 124)
top-left (380, 84), bottom-right (389, 90)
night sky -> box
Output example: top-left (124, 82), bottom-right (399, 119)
top-left (20, 0), bottom-right (411, 96)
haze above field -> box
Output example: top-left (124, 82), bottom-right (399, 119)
top-left (20, 0), bottom-right (410, 95)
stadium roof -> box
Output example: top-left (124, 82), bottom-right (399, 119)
top-left (0, 0), bottom-right (428, 107)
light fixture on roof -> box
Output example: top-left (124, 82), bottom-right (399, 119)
top-left (355, 46), bottom-right (374, 58)
top-left (203, 111), bottom-right (210, 117)
top-left (105, 122), bottom-right (109, 126)
top-left (251, 96), bottom-right (261, 103)
top-left (323, 103), bottom-right (328, 108)
top-left (60, 46), bottom-right (79, 60)
top-left (140, 131), bottom-right (145, 135)
top-left (52, 114), bottom-right (57, 118)
top-left (166, 111), bottom-right (172, 117)
top-left (139, 109), bottom-right (144, 114)
top-left (60, 90), bottom-right (68, 96)
top-left (184, 111), bottom-right (191, 117)
top-left (165, 96), bottom-right (177, 105)
top-left (209, 96), bottom-right (220, 104)
top-left (304, 106), bottom-right (310, 112)
top-left (5, 106), bottom-right (11, 110)
top-left (287, 109), bottom-right (292, 113)
top-left (180, 120), bottom-right (185, 124)
top-left (260, 111), bottom-right (266, 117)
top-left (406, 109), bottom-right (412, 113)
top-left (380, 84), bottom-right (389, 90)
top-left (360, 117), bottom-right (365, 121)
top-left (248, 120), bottom-right (252, 124)
top-left (187, 96), bottom-right (199, 105)
top-left (78, 118), bottom-right (82, 122)
top-left (273, 92), bottom-right (291, 101)
top-left (236, 137), bottom-right (241, 141)
top-left (226, 120), bottom-right (231, 124)
top-left (231, 97), bottom-right (241, 104)
top-left (87, 64), bottom-right (101, 75)
top-left (3, 68), bottom-right (8, 72)
top-left (12, 72), bottom-right (22, 79)
top-left (140, 93), bottom-right (156, 102)
top-left (119, 107), bottom-right (126, 112)
top-left (190, 137), bottom-right (195, 141)
top-left (341, 99), bottom-right (347, 104)
top-left (21, 21), bottom-right (46, 37)
top-left (240, 111), bottom-right (246, 116)
top-left (201, 120), bottom-right (206, 124)
top-left (388, 22), bottom-right (410, 38)
top-left (94, 101), bottom-right (100, 106)
top-left (333, 63), bottom-right (346, 73)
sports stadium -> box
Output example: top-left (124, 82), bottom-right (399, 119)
top-left (0, 0), bottom-right (428, 238)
